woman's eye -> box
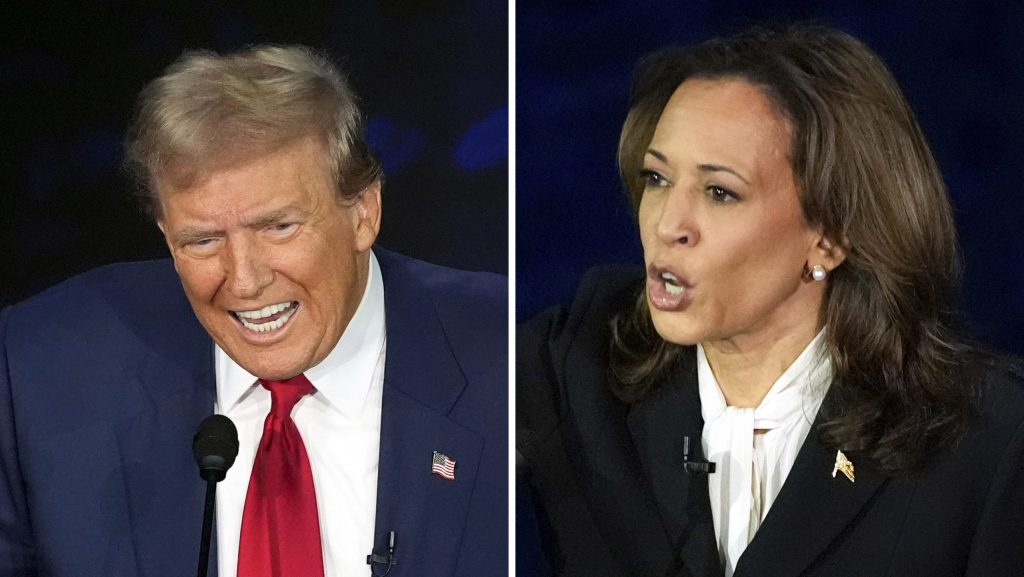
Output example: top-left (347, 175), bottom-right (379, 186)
top-left (640, 169), bottom-right (670, 189)
top-left (707, 185), bottom-right (738, 203)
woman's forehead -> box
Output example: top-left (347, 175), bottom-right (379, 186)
top-left (649, 78), bottom-right (793, 181)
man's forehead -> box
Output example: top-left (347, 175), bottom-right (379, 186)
top-left (158, 161), bottom-right (335, 233)
top-left (160, 184), bottom-right (320, 221)
top-left (154, 134), bottom-right (331, 196)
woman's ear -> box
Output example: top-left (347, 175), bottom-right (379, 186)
top-left (805, 230), bottom-right (848, 282)
top-left (819, 236), bottom-right (847, 270)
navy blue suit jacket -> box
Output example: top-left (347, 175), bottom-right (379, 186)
top-left (0, 249), bottom-right (507, 577)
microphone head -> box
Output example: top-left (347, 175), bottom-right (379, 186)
top-left (193, 414), bottom-right (239, 482)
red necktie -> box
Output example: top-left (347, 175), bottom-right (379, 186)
top-left (237, 374), bottom-right (325, 577)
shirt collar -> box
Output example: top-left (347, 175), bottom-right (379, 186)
top-left (216, 250), bottom-right (386, 420)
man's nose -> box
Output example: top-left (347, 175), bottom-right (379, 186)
top-left (223, 237), bottom-right (272, 298)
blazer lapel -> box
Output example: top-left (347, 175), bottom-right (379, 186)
top-left (371, 383), bottom-right (483, 577)
top-left (115, 296), bottom-right (217, 577)
top-left (734, 392), bottom-right (888, 577)
top-left (370, 254), bottom-right (483, 577)
top-left (626, 351), bottom-right (721, 577)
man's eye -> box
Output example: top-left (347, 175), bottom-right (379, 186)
top-left (267, 223), bottom-right (298, 235)
top-left (182, 237), bottom-right (220, 256)
top-left (187, 238), bottom-right (218, 248)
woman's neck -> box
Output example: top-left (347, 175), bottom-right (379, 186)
top-left (702, 321), bottom-right (822, 408)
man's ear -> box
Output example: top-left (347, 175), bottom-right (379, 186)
top-left (157, 220), bottom-right (171, 253)
top-left (156, 220), bottom-right (181, 272)
top-left (353, 179), bottom-right (382, 252)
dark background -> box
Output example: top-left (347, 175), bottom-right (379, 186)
top-left (1, 0), bottom-right (508, 307)
top-left (517, 2), bottom-right (1024, 575)
top-left (517, 1), bottom-right (1024, 353)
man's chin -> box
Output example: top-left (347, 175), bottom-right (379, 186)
top-left (214, 336), bottom-right (314, 380)
top-left (234, 356), bottom-right (310, 381)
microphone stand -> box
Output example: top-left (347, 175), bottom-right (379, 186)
top-left (197, 477), bottom-right (217, 577)
top-left (192, 414), bottom-right (238, 577)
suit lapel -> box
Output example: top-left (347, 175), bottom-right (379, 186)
top-left (734, 392), bottom-right (888, 577)
top-left (115, 294), bottom-right (217, 577)
top-left (372, 384), bottom-right (483, 577)
top-left (625, 351), bottom-right (721, 577)
top-left (371, 252), bottom-right (483, 577)
top-left (623, 352), bottom-right (890, 577)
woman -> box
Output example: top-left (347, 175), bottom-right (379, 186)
top-left (518, 24), bottom-right (1024, 577)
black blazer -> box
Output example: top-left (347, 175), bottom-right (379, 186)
top-left (518, 266), bottom-right (1024, 577)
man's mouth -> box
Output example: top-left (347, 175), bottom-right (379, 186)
top-left (232, 301), bottom-right (299, 333)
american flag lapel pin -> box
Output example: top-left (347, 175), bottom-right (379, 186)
top-left (832, 449), bottom-right (855, 483)
top-left (431, 451), bottom-right (456, 481)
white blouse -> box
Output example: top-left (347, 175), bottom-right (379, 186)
top-left (698, 330), bottom-right (832, 577)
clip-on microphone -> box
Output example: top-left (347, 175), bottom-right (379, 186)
top-left (367, 530), bottom-right (398, 576)
top-left (682, 435), bottom-right (716, 476)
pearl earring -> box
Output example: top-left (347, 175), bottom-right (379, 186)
top-left (811, 265), bottom-right (827, 282)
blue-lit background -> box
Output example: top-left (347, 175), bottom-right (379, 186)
top-left (517, 2), bottom-right (1024, 575)
top-left (1, 0), bottom-right (507, 307)
top-left (517, 1), bottom-right (1024, 352)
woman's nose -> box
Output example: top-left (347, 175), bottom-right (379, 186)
top-left (654, 188), bottom-right (700, 247)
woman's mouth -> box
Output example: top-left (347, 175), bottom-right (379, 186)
top-left (662, 271), bottom-right (685, 295)
top-left (647, 267), bottom-right (693, 311)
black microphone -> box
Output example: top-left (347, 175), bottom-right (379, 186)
top-left (682, 435), bottom-right (716, 476)
top-left (366, 530), bottom-right (398, 576)
top-left (194, 414), bottom-right (239, 482)
top-left (193, 415), bottom-right (239, 577)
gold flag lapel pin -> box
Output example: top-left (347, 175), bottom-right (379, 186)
top-left (832, 449), bottom-right (855, 483)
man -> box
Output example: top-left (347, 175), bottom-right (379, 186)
top-left (0, 45), bottom-right (506, 577)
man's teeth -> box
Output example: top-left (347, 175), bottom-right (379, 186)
top-left (661, 272), bottom-right (685, 295)
top-left (234, 301), bottom-right (298, 333)
top-left (236, 302), bottom-right (292, 320)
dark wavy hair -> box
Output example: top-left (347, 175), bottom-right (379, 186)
top-left (610, 23), bottom-right (977, 473)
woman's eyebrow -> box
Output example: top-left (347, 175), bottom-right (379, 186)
top-left (646, 148), bottom-right (750, 185)
top-left (645, 148), bottom-right (669, 164)
top-left (698, 163), bottom-right (750, 185)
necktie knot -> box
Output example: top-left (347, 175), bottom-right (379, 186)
top-left (259, 374), bottom-right (315, 418)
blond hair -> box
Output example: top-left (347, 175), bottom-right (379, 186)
top-left (125, 44), bottom-right (381, 218)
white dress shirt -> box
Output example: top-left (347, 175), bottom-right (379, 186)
top-left (698, 330), bottom-right (831, 577)
top-left (215, 252), bottom-right (386, 577)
